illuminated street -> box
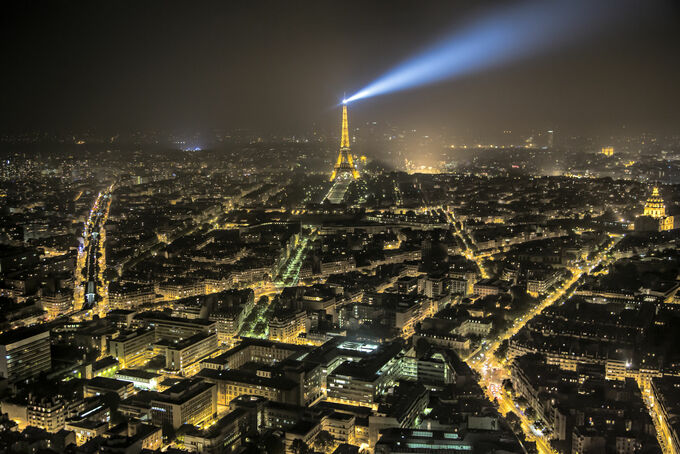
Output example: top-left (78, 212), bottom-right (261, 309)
top-left (459, 235), bottom-right (622, 454)
top-left (76, 186), bottom-right (113, 315)
top-left (446, 209), bottom-right (489, 278)
top-left (275, 231), bottom-right (317, 287)
top-left (639, 378), bottom-right (676, 454)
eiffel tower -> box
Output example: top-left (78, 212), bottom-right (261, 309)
top-left (330, 102), bottom-right (359, 181)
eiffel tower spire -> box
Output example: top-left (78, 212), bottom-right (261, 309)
top-left (340, 103), bottom-right (350, 148)
top-left (330, 102), bottom-right (359, 181)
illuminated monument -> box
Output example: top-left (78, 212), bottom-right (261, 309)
top-left (644, 187), bottom-right (666, 218)
top-left (635, 187), bottom-right (674, 232)
top-left (330, 102), bottom-right (359, 181)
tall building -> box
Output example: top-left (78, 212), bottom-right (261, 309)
top-left (0, 327), bottom-right (51, 382)
top-left (330, 102), bottom-right (359, 182)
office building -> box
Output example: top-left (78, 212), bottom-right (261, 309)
top-left (135, 312), bottom-right (216, 341)
top-left (108, 328), bottom-right (156, 368)
top-left (0, 327), bottom-right (51, 382)
top-left (84, 376), bottom-right (135, 399)
top-left (197, 368), bottom-right (299, 406)
top-left (156, 332), bottom-right (219, 376)
top-left (150, 379), bottom-right (217, 429)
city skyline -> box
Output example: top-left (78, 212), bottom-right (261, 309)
top-left (1, 2), bottom-right (680, 454)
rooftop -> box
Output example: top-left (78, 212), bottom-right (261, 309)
top-left (197, 368), bottom-right (298, 391)
top-left (0, 326), bottom-right (49, 346)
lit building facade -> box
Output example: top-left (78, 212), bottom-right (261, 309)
top-left (27, 396), bottom-right (66, 433)
top-left (197, 368), bottom-right (299, 406)
top-left (269, 310), bottom-right (306, 343)
top-left (326, 343), bottom-right (402, 409)
top-left (108, 282), bottom-right (155, 310)
top-left (41, 291), bottom-right (73, 317)
top-left (108, 329), bottom-right (156, 368)
top-left (150, 379), bottom-right (217, 429)
top-left (158, 332), bottom-right (219, 376)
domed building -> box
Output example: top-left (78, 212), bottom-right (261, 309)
top-left (635, 187), bottom-right (674, 232)
top-left (643, 187), bottom-right (666, 218)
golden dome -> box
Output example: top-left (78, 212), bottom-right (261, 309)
top-left (644, 187), bottom-right (666, 218)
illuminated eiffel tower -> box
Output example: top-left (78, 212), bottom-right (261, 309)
top-left (330, 102), bottom-right (359, 181)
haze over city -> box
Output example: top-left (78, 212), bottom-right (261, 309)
top-left (2, 0), bottom-right (680, 136)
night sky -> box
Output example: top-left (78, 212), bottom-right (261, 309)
top-left (2, 0), bottom-right (680, 136)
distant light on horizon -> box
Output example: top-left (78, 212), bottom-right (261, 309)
top-left (344, 0), bottom-right (648, 104)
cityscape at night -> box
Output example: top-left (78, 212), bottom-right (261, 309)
top-left (2, 1), bottom-right (680, 454)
